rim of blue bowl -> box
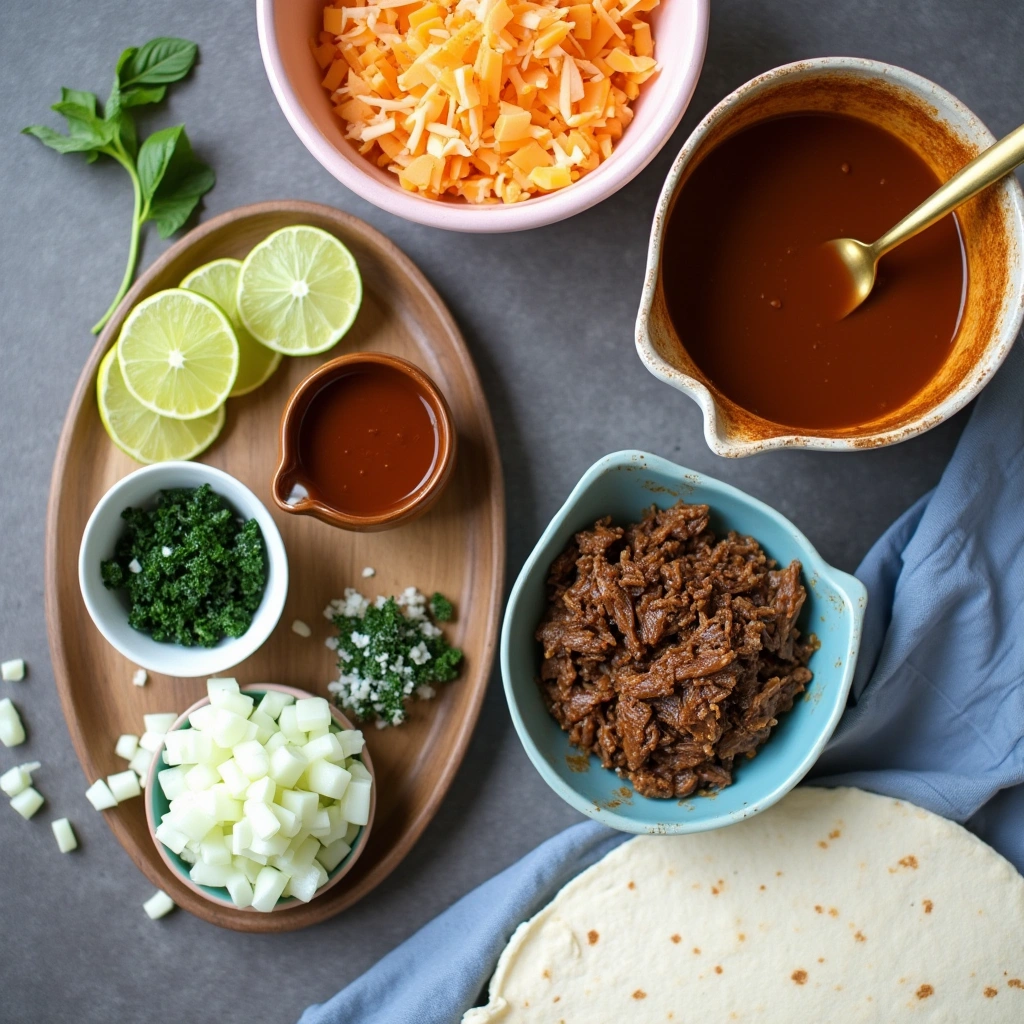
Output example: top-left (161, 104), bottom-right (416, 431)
top-left (501, 449), bottom-right (868, 835)
top-left (145, 685), bottom-right (374, 910)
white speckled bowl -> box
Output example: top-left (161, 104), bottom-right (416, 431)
top-left (636, 58), bottom-right (1024, 457)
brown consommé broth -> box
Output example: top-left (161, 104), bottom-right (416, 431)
top-left (661, 112), bottom-right (967, 431)
top-left (295, 363), bottom-right (440, 516)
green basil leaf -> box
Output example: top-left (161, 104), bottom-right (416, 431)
top-left (120, 84), bottom-right (167, 108)
top-left (21, 124), bottom-right (103, 155)
top-left (119, 38), bottom-right (197, 88)
top-left (59, 88), bottom-right (98, 115)
top-left (49, 102), bottom-right (115, 148)
top-left (145, 129), bottom-right (215, 237)
top-left (136, 124), bottom-right (183, 204)
top-left (114, 109), bottom-right (138, 160)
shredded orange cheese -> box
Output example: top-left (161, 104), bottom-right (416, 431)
top-left (312, 0), bottom-right (660, 204)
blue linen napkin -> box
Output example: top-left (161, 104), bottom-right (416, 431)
top-left (299, 340), bottom-right (1024, 1024)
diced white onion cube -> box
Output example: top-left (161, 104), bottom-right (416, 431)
top-left (115, 733), bottom-right (140, 761)
top-left (306, 759), bottom-right (351, 801)
top-left (11, 786), bottom-right (44, 820)
top-left (0, 763), bottom-right (33, 797)
top-left (344, 821), bottom-right (361, 845)
top-left (340, 778), bottom-right (372, 826)
top-left (200, 834), bottom-right (232, 866)
top-left (128, 558), bottom-right (142, 574)
top-left (295, 696), bottom-right (331, 733)
top-left (277, 704), bottom-right (301, 738)
top-left (139, 730), bottom-right (167, 754)
top-left (52, 817), bottom-right (78, 852)
top-left (245, 799), bottom-right (281, 841)
top-left (184, 763), bottom-right (220, 792)
top-left (284, 862), bottom-right (321, 902)
top-left (231, 819), bottom-right (253, 856)
top-left (207, 677), bottom-right (239, 697)
top-left (188, 705), bottom-right (217, 731)
top-left (210, 709), bottom-right (248, 748)
top-left (233, 740), bottom-right (269, 781)
top-left (158, 766), bottom-right (187, 801)
top-left (339, 730), bottom-right (365, 758)
top-left (210, 690), bottom-right (254, 718)
top-left (234, 855), bottom-right (261, 884)
top-left (217, 758), bottom-right (250, 798)
top-left (210, 785), bottom-right (243, 823)
top-left (227, 873), bottom-right (254, 909)
top-left (347, 758), bottom-right (372, 783)
top-left (308, 807), bottom-right (332, 838)
top-left (247, 833), bottom-right (288, 857)
top-left (248, 708), bottom-right (277, 744)
top-left (1, 658), bottom-right (26, 681)
top-left (132, 668), bottom-right (148, 687)
top-left (265, 731), bottom-right (288, 753)
top-left (316, 837), bottom-right (353, 873)
top-left (292, 619), bottom-right (312, 638)
top-left (280, 789), bottom-right (318, 828)
top-left (143, 889), bottom-right (175, 920)
top-left (107, 769), bottom-right (141, 802)
top-left (270, 802), bottom-right (300, 838)
top-left (143, 713), bottom-right (178, 736)
top-left (251, 866), bottom-right (288, 912)
top-left (257, 691), bottom-right (294, 721)
top-left (0, 698), bottom-right (26, 747)
top-left (246, 776), bottom-right (276, 804)
top-left (155, 819), bottom-right (190, 855)
top-left (269, 745), bottom-right (307, 789)
top-left (302, 732), bottom-right (345, 764)
top-left (190, 861), bottom-right (233, 887)
top-left (168, 803), bottom-right (216, 842)
top-left (85, 779), bottom-right (118, 811)
top-left (129, 748), bottom-right (155, 778)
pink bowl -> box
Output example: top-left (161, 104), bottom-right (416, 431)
top-left (256, 0), bottom-right (709, 232)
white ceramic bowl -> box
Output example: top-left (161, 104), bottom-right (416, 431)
top-left (636, 57), bottom-right (1024, 456)
top-left (256, 0), bottom-right (709, 232)
top-left (78, 462), bottom-right (289, 677)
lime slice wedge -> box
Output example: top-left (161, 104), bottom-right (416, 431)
top-left (117, 289), bottom-right (239, 419)
top-left (97, 347), bottom-right (224, 464)
top-left (181, 258), bottom-right (283, 397)
top-left (236, 225), bottom-right (363, 356)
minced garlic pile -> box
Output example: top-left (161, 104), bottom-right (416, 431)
top-left (311, 0), bottom-right (660, 203)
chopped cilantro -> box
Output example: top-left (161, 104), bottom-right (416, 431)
top-left (100, 484), bottom-right (268, 647)
top-left (429, 592), bottom-right (454, 621)
top-left (327, 587), bottom-right (462, 727)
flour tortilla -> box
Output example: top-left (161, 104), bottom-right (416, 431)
top-left (464, 788), bottom-right (1024, 1023)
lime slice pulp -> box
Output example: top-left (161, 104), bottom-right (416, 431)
top-left (236, 225), bottom-right (362, 356)
top-left (180, 258), bottom-right (282, 397)
top-left (97, 347), bottom-right (225, 464)
top-left (117, 288), bottom-right (239, 420)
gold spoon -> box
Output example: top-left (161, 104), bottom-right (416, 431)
top-left (827, 122), bottom-right (1024, 316)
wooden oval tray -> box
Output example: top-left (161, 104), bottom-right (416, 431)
top-left (45, 201), bottom-right (505, 932)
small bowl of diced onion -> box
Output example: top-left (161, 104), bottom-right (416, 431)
top-left (145, 680), bottom-right (375, 913)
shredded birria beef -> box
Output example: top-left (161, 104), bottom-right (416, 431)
top-left (535, 501), bottom-right (819, 799)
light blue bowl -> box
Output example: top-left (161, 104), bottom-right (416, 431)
top-left (501, 451), bottom-right (867, 835)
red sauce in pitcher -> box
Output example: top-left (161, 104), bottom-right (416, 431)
top-left (662, 113), bottom-right (967, 430)
top-left (295, 362), bottom-right (439, 516)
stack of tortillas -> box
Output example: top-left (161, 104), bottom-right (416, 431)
top-left (464, 788), bottom-right (1024, 1022)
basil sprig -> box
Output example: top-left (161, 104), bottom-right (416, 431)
top-left (23, 38), bottom-right (214, 334)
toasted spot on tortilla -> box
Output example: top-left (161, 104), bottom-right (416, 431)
top-left (543, 970), bottom-right (551, 979)
top-left (553, 996), bottom-right (560, 1003)
top-left (900, 856), bottom-right (919, 869)
top-left (759, 884), bottom-right (766, 891)
top-left (814, 905), bottom-right (824, 914)
top-left (670, 934), bottom-right (681, 944)
top-left (818, 841), bottom-right (829, 849)
top-left (792, 970), bottom-right (808, 985)
top-left (628, 881), bottom-right (636, 890)
top-left (985, 988), bottom-right (998, 998)
top-left (587, 930), bottom-right (599, 945)
top-left (923, 900), bottom-right (933, 914)
top-left (693, 948), bottom-right (701, 955)
top-left (711, 886), bottom-right (721, 895)
top-left (738, 933), bottom-right (746, 942)
top-left (632, 989), bottom-right (647, 1000)
top-left (829, 830), bottom-right (841, 840)
top-left (916, 985), bottom-right (934, 1000)
top-left (1008, 978), bottom-right (1023, 989)
top-left (854, 931), bottom-right (866, 943)
top-left (715, 966), bottom-right (723, 975)
top-left (828, 907), bottom-right (839, 917)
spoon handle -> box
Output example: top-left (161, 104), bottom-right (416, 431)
top-left (872, 122), bottom-right (1024, 258)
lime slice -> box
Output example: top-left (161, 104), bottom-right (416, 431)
top-left (181, 258), bottom-right (283, 397)
top-left (97, 347), bottom-right (224, 464)
top-left (117, 289), bottom-right (239, 420)
top-left (236, 225), bottom-right (363, 355)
